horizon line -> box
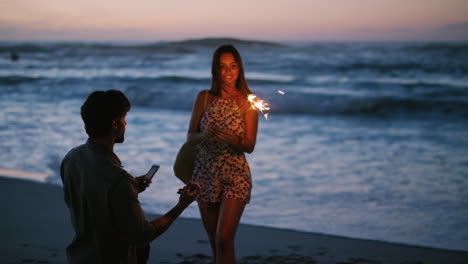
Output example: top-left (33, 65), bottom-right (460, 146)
top-left (1, 37), bottom-right (468, 44)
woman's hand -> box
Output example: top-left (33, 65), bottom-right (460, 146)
top-left (187, 130), bottom-right (210, 146)
top-left (207, 126), bottom-right (242, 147)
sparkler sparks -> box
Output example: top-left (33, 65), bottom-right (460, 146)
top-left (247, 94), bottom-right (271, 120)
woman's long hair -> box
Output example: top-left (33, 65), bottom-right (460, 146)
top-left (209, 45), bottom-right (252, 96)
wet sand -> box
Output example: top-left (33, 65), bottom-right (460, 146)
top-left (1, 175), bottom-right (467, 264)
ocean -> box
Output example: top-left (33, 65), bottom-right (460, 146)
top-left (1, 39), bottom-right (467, 251)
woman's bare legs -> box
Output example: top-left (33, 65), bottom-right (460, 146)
top-left (198, 198), bottom-right (246, 264)
top-left (198, 201), bottom-right (220, 262)
top-left (216, 198), bottom-right (246, 264)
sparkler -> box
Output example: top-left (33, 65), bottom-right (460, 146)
top-left (199, 92), bottom-right (277, 145)
top-left (247, 94), bottom-right (270, 120)
top-left (219, 93), bottom-right (270, 128)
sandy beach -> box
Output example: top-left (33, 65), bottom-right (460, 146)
top-left (1, 174), bottom-right (467, 264)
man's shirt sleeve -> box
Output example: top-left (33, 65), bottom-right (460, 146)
top-left (109, 173), bottom-right (158, 245)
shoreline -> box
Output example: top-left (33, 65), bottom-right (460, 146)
top-left (1, 174), bottom-right (467, 264)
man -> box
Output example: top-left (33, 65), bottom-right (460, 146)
top-left (60, 90), bottom-right (201, 264)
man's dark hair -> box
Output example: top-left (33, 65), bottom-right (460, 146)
top-left (81, 90), bottom-right (131, 138)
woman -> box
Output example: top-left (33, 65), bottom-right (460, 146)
top-left (187, 44), bottom-right (258, 264)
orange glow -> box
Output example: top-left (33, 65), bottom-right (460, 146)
top-left (1, 0), bottom-right (467, 41)
top-left (248, 94), bottom-right (270, 120)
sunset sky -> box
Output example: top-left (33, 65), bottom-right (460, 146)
top-left (1, 0), bottom-right (467, 41)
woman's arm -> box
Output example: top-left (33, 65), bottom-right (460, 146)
top-left (210, 107), bottom-right (258, 153)
top-left (187, 90), bottom-right (209, 144)
top-left (238, 107), bottom-right (259, 153)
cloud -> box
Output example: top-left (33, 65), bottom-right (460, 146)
top-left (0, 26), bottom-right (166, 42)
top-left (431, 22), bottom-right (468, 41)
top-left (439, 22), bottom-right (468, 31)
top-left (335, 23), bottom-right (468, 41)
top-left (2, 22), bottom-right (468, 42)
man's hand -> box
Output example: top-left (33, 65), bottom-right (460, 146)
top-left (177, 181), bottom-right (202, 207)
top-left (147, 181), bottom-right (202, 239)
top-left (135, 175), bottom-right (151, 193)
